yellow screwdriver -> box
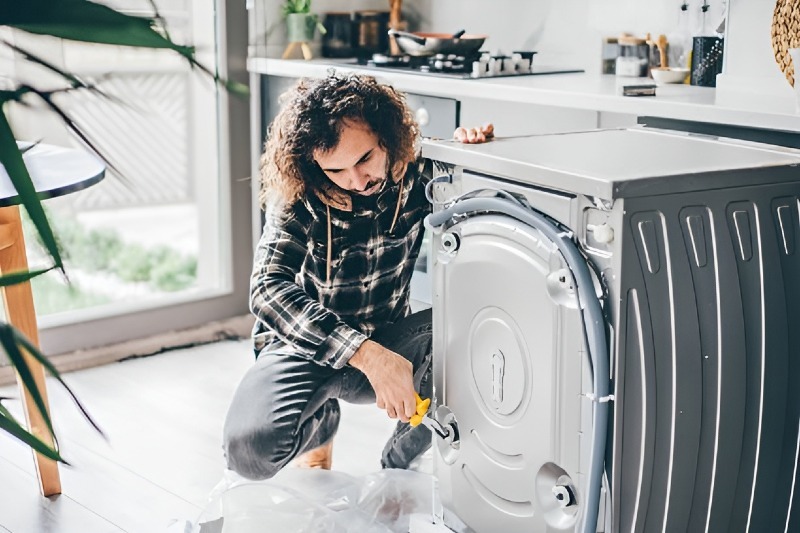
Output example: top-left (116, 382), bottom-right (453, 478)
top-left (410, 392), bottom-right (431, 427)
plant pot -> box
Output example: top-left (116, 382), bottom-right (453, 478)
top-left (286, 13), bottom-right (318, 43)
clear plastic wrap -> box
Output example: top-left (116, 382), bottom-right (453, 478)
top-left (191, 468), bottom-right (438, 533)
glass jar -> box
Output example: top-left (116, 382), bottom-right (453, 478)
top-left (321, 12), bottom-right (355, 58)
top-left (601, 37), bottom-right (619, 74)
top-left (353, 11), bottom-right (390, 59)
top-left (615, 35), bottom-right (649, 77)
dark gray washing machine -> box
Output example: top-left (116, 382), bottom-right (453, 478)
top-left (420, 128), bottom-right (800, 533)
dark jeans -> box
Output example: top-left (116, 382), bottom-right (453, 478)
top-left (223, 309), bottom-right (433, 480)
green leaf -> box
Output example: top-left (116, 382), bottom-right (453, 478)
top-left (26, 88), bottom-right (130, 188)
top-left (223, 79), bottom-right (250, 97)
top-left (14, 328), bottom-right (106, 438)
top-left (0, 266), bottom-right (55, 287)
top-left (19, 141), bottom-right (41, 155)
top-left (1, 0), bottom-right (195, 56)
top-left (0, 110), bottom-right (63, 270)
top-left (0, 398), bottom-right (15, 418)
top-left (0, 324), bottom-right (56, 442)
top-left (0, 410), bottom-right (65, 463)
top-left (2, 39), bottom-right (86, 89)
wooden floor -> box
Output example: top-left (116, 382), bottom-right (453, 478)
top-left (0, 340), bottom-right (398, 533)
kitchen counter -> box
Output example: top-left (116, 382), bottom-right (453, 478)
top-left (248, 56), bottom-right (800, 134)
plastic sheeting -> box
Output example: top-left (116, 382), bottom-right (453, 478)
top-left (191, 468), bottom-right (438, 533)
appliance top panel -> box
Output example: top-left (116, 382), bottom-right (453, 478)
top-left (421, 128), bottom-right (800, 200)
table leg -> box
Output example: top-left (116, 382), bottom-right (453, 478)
top-left (0, 205), bottom-right (61, 496)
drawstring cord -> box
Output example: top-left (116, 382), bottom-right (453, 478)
top-left (388, 175), bottom-right (404, 234)
top-left (326, 204), bottom-right (332, 284)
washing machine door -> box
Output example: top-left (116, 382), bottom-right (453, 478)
top-left (433, 213), bottom-right (590, 533)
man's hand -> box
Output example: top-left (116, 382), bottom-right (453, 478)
top-left (454, 123), bottom-right (494, 144)
top-left (349, 340), bottom-right (417, 422)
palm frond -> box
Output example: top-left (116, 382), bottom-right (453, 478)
top-left (15, 328), bottom-right (106, 438)
top-left (0, 409), bottom-right (65, 463)
top-left (0, 110), bottom-right (63, 270)
top-left (0, 324), bottom-right (56, 443)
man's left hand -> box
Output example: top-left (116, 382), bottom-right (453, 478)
top-left (454, 123), bottom-right (494, 144)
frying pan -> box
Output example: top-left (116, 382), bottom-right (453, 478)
top-left (388, 29), bottom-right (487, 57)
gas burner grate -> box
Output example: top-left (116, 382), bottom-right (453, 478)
top-left (354, 51), bottom-right (583, 79)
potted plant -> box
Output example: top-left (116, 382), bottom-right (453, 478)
top-left (282, 0), bottom-right (326, 44)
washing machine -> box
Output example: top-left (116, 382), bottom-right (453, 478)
top-left (418, 128), bottom-right (800, 533)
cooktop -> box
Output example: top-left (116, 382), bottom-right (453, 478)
top-left (343, 52), bottom-right (583, 79)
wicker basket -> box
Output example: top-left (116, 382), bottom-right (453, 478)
top-left (772, 0), bottom-right (800, 86)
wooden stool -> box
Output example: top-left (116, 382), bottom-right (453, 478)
top-left (282, 41), bottom-right (313, 60)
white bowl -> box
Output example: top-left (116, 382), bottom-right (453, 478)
top-left (651, 67), bottom-right (689, 85)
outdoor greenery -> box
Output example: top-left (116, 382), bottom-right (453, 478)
top-left (22, 210), bottom-right (198, 304)
top-left (0, 0), bottom-right (246, 464)
top-left (30, 272), bottom-right (111, 316)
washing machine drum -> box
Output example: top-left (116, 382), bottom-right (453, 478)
top-left (435, 214), bottom-right (589, 533)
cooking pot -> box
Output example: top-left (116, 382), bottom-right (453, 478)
top-left (388, 29), bottom-right (487, 57)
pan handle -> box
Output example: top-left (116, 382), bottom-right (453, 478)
top-left (388, 28), bottom-right (427, 45)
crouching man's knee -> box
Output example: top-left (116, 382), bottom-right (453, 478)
top-left (222, 426), bottom-right (293, 480)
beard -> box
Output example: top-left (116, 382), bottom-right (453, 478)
top-left (354, 177), bottom-right (388, 196)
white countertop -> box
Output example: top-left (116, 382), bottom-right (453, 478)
top-left (248, 57), bottom-right (800, 134)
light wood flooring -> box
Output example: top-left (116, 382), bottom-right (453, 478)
top-left (0, 339), bottom-right (398, 533)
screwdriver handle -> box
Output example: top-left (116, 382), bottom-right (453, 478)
top-left (410, 393), bottom-right (431, 427)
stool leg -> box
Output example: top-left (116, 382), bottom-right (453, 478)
top-left (282, 42), bottom-right (299, 59)
top-left (0, 205), bottom-right (61, 496)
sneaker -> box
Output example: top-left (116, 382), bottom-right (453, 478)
top-left (290, 440), bottom-right (334, 470)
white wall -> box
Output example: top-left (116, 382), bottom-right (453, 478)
top-left (398, 0), bottom-right (725, 73)
top-left (716, 0), bottom-right (794, 101)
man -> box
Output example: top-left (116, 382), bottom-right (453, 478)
top-left (223, 73), bottom-right (492, 479)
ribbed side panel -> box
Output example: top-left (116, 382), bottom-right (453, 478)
top-left (615, 182), bottom-right (800, 533)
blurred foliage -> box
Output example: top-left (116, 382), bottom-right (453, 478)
top-left (22, 210), bottom-right (197, 293)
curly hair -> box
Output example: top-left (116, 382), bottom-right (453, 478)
top-left (259, 73), bottom-right (420, 210)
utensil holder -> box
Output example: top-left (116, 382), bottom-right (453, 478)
top-left (690, 36), bottom-right (724, 87)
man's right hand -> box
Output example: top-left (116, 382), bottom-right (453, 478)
top-left (348, 339), bottom-right (417, 422)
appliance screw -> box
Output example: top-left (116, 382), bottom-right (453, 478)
top-left (552, 485), bottom-right (576, 508)
top-left (442, 232), bottom-right (460, 253)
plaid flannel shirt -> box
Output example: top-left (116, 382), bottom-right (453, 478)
top-left (250, 161), bottom-right (430, 368)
